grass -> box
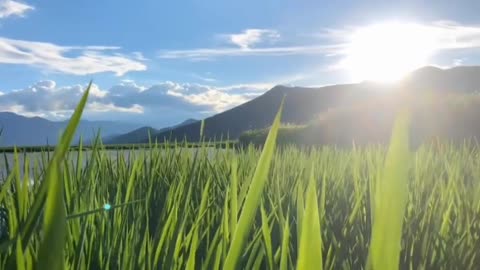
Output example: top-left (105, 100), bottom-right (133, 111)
top-left (0, 141), bottom-right (236, 153)
top-left (0, 88), bottom-right (479, 269)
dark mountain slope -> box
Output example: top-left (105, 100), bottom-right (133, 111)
top-left (105, 127), bottom-right (159, 145)
top-left (148, 83), bottom-right (381, 142)
top-left (403, 66), bottom-right (480, 93)
top-left (149, 66), bottom-right (480, 143)
top-left (105, 118), bottom-right (198, 144)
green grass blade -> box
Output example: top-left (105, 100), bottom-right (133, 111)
top-left (186, 177), bottom-right (211, 270)
top-left (36, 162), bottom-right (65, 270)
top-left (19, 82), bottom-right (92, 253)
top-left (16, 237), bottom-right (25, 270)
top-left (280, 216), bottom-right (290, 270)
top-left (367, 110), bottom-right (411, 270)
top-left (223, 97), bottom-right (285, 270)
top-left (200, 119), bottom-right (205, 139)
top-left (2, 83), bottom-right (86, 269)
top-left (261, 204), bottom-right (274, 270)
top-left (296, 164), bottom-right (323, 270)
top-left (230, 157), bottom-right (238, 241)
top-left (125, 158), bottom-right (140, 203)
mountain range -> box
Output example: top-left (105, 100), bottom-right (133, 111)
top-left (0, 112), bottom-right (144, 146)
top-left (3, 65), bottom-right (480, 147)
top-left (103, 119), bottom-right (198, 144)
top-left (143, 66), bottom-right (480, 144)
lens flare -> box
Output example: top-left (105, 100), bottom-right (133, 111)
top-left (103, 203), bottom-right (112, 211)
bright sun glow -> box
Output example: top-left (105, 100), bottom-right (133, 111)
top-left (343, 22), bottom-right (438, 82)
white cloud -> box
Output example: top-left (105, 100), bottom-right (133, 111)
top-left (227, 29), bottom-right (280, 49)
top-left (0, 0), bottom-right (33, 18)
top-left (0, 37), bottom-right (147, 76)
top-left (218, 83), bottom-right (275, 92)
top-left (0, 80), bottom-right (271, 121)
top-left (87, 102), bottom-right (143, 113)
top-left (181, 90), bottom-right (249, 112)
top-left (158, 45), bottom-right (342, 60)
top-left (453, 58), bottom-right (465, 66)
top-left (162, 82), bottom-right (261, 112)
top-left (0, 81), bottom-right (143, 119)
top-left (191, 73), bottom-right (217, 83)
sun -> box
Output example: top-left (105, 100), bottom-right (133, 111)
top-left (342, 22), bottom-right (438, 82)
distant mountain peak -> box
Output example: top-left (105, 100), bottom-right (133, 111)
top-left (104, 118), bottom-right (200, 144)
top-left (178, 118), bottom-right (198, 125)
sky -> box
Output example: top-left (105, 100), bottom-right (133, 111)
top-left (1, 0), bottom-right (480, 127)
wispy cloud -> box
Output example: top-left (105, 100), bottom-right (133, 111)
top-left (0, 37), bottom-right (147, 76)
top-left (159, 45), bottom-right (343, 60)
top-left (158, 21), bottom-right (480, 63)
top-left (191, 73), bottom-right (217, 83)
top-left (159, 28), bottom-right (343, 60)
top-left (226, 29), bottom-right (280, 49)
top-left (329, 21), bottom-right (480, 51)
top-left (0, 0), bottom-right (33, 18)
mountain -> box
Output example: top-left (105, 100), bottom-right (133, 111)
top-left (240, 87), bottom-right (480, 148)
top-left (402, 66), bottom-right (480, 93)
top-left (147, 83), bottom-right (384, 142)
top-left (105, 127), bottom-right (159, 145)
top-left (175, 118), bottom-right (199, 127)
top-left (104, 118), bottom-right (198, 144)
top-left (146, 66), bottom-right (480, 143)
top-left (0, 112), bottom-right (141, 146)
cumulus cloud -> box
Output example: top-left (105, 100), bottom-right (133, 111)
top-left (0, 0), bottom-right (33, 18)
top-left (0, 80), bottom-right (270, 121)
top-left (107, 81), bottom-right (268, 113)
top-left (0, 80), bottom-right (143, 119)
top-left (0, 37), bottom-right (147, 76)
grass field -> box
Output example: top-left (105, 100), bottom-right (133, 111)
top-left (0, 86), bottom-right (479, 270)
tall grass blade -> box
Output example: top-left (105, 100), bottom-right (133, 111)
top-left (280, 216), bottom-right (290, 270)
top-left (223, 97), bottom-right (285, 270)
top-left (35, 82), bottom-right (91, 269)
top-left (19, 82), bottom-right (92, 253)
top-left (367, 110), bottom-right (411, 270)
top-left (296, 164), bottom-right (323, 270)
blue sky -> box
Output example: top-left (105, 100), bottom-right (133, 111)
top-left (0, 0), bottom-right (480, 127)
